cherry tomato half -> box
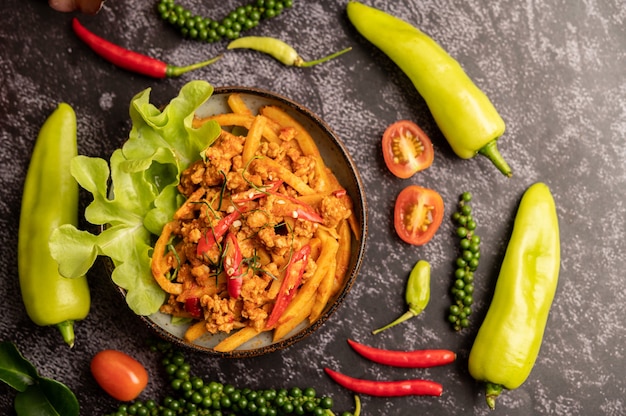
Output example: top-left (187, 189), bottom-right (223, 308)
top-left (394, 185), bottom-right (444, 246)
top-left (91, 349), bottom-right (148, 401)
top-left (382, 120), bottom-right (434, 179)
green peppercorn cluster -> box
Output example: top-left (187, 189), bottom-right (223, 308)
top-left (447, 192), bottom-right (481, 331)
top-left (106, 342), bottom-right (353, 416)
top-left (156, 0), bottom-right (294, 42)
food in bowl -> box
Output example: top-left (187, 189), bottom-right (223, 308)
top-left (152, 91), bottom-right (362, 352)
top-left (49, 81), bottom-right (367, 356)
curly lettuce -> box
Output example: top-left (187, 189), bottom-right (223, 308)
top-left (49, 80), bottom-right (221, 315)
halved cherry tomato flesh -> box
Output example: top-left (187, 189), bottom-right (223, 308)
top-left (91, 349), bottom-right (149, 401)
top-left (394, 185), bottom-right (444, 246)
top-left (382, 120), bottom-right (434, 179)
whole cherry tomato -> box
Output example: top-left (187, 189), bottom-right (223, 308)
top-left (91, 349), bottom-right (148, 401)
top-left (394, 185), bottom-right (444, 245)
top-left (382, 120), bottom-right (434, 178)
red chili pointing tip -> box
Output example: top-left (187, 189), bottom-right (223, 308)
top-left (347, 339), bottom-right (456, 368)
top-left (71, 18), bottom-right (221, 78)
top-left (324, 368), bottom-right (443, 397)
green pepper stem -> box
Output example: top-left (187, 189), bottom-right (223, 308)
top-left (485, 382), bottom-right (503, 410)
top-left (353, 395), bottom-right (361, 416)
top-left (56, 320), bottom-right (76, 348)
top-left (166, 55), bottom-right (222, 77)
top-left (478, 140), bottom-right (512, 177)
top-left (296, 47), bottom-right (352, 67)
top-left (372, 307), bottom-right (422, 335)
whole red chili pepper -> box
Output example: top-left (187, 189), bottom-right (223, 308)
top-left (324, 368), bottom-right (443, 397)
top-left (72, 18), bottom-right (221, 78)
top-left (347, 339), bottom-right (456, 368)
top-left (265, 244), bottom-right (311, 329)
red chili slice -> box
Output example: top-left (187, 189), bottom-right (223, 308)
top-left (267, 191), bottom-right (324, 223)
top-left (265, 245), bottom-right (311, 329)
top-left (196, 210), bottom-right (242, 257)
top-left (223, 231), bottom-right (244, 299)
top-left (184, 297), bottom-right (202, 319)
top-left (231, 180), bottom-right (284, 203)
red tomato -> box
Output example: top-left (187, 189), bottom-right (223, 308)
top-left (394, 185), bottom-right (444, 246)
top-left (91, 349), bottom-right (148, 401)
top-left (382, 120), bottom-right (434, 179)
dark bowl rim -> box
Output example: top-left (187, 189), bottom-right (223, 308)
top-left (112, 85), bottom-right (369, 358)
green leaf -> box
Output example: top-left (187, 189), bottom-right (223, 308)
top-left (49, 80), bottom-right (221, 316)
top-left (49, 225), bottom-right (99, 279)
top-left (0, 342), bottom-right (38, 392)
top-left (14, 377), bottom-right (79, 416)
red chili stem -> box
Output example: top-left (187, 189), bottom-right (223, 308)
top-left (347, 339), bottom-right (456, 368)
top-left (72, 18), bottom-right (220, 78)
top-left (324, 368), bottom-right (443, 397)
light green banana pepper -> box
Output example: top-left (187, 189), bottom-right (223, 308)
top-left (468, 182), bottom-right (560, 409)
top-left (18, 103), bottom-right (91, 347)
top-left (347, 1), bottom-right (512, 176)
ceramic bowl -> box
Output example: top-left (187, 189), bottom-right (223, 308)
top-left (132, 86), bottom-right (368, 357)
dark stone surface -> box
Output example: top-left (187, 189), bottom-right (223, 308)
top-left (1, 1), bottom-right (624, 415)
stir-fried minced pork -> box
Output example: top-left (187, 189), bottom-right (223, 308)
top-left (152, 99), bottom-right (357, 347)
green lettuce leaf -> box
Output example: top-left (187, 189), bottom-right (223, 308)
top-left (49, 80), bottom-right (221, 315)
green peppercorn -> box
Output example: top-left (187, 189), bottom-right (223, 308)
top-left (448, 191), bottom-right (481, 331)
top-left (106, 340), bottom-right (352, 416)
top-left (157, 0), bottom-right (294, 43)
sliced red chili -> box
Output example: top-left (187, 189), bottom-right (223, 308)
top-left (324, 368), bottom-right (443, 397)
top-left (267, 192), bottom-right (324, 223)
top-left (332, 188), bottom-right (348, 198)
top-left (223, 232), bottom-right (244, 299)
top-left (265, 245), bottom-right (311, 328)
top-left (197, 211), bottom-right (242, 257)
top-left (347, 339), bottom-right (456, 368)
top-left (184, 297), bottom-right (202, 319)
top-left (231, 180), bottom-right (284, 204)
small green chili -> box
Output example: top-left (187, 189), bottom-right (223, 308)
top-left (227, 36), bottom-right (352, 67)
top-left (372, 260), bottom-right (430, 334)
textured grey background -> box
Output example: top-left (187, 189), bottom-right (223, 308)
top-left (1, 0), bottom-right (625, 415)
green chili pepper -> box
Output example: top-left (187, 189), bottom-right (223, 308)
top-left (372, 260), bottom-right (430, 334)
top-left (346, 2), bottom-right (512, 177)
top-left (18, 103), bottom-right (91, 348)
top-left (468, 182), bottom-right (560, 409)
top-left (227, 36), bottom-right (352, 67)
